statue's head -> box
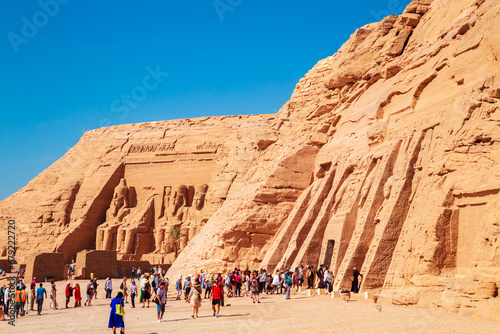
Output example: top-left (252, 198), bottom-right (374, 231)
top-left (170, 184), bottom-right (187, 210)
top-left (119, 178), bottom-right (127, 187)
top-left (193, 184), bottom-right (208, 210)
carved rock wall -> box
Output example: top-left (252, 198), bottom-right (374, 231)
top-left (0, 115), bottom-right (275, 264)
top-left (168, 0), bottom-right (500, 320)
top-left (0, 0), bottom-right (499, 320)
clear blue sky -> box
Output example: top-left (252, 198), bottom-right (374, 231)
top-left (0, 0), bottom-right (409, 201)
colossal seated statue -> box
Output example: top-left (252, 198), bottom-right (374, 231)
top-left (96, 178), bottom-right (130, 250)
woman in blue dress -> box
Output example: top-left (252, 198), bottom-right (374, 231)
top-left (108, 291), bottom-right (125, 334)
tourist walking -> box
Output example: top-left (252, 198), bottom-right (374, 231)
top-left (14, 286), bottom-right (23, 317)
top-left (293, 268), bottom-right (300, 292)
top-left (65, 282), bottom-right (74, 308)
top-left (204, 275), bottom-right (212, 299)
top-left (29, 282), bottom-right (36, 311)
top-left (120, 277), bottom-right (128, 303)
top-left (108, 291), bottom-right (125, 334)
top-left (20, 286), bottom-right (27, 316)
top-left (251, 273), bottom-right (260, 303)
top-left (211, 281), bottom-right (222, 318)
top-left (298, 265), bottom-right (304, 287)
top-left (85, 279), bottom-right (94, 306)
top-left (3, 284), bottom-right (11, 315)
top-left (242, 273), bottom-right (250, 297)
top-left (285, 272), bottom-right (292, 299)
top-left (130, 280), bottom-right (137, 308)
top-left (142, 276), bottom-right (151, 308)
top-left (351, 267), bottom-right (363, 293)
top-left (74, 283), bottom-right (82, 307)
top-left (272, 271), bottom-right (280, 294)
top-left (184, 276), bottom-right (192, 302)
top-left (316, 265), bottom-right (324, 289)
top-left (307, 266), bottom-right (314, 289)
top-left (36, 283), bottom-right (47, 315)
top-left (106, 277), bottom-right (113, 300)
top-left (50, 280), bottom-right (58, 309)
top-left (93, 278), bottom-right (99, 299)
top-left (155, 281), bottom-right (166, 322)
top-left (189, 281), bottom-right (202, 318)
top-left (175, 276), bottom-right (183, 300)
top-left (234, 271), bottom-right (242, 297)
top-left (137, 267), bottom-right (141, 280)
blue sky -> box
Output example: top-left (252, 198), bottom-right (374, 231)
top-left (0, 0), bottom-right (409, 201)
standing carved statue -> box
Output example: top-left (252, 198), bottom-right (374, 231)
top-left (96, 178), bottom-right (130, 250)
top-left (374, 176), bottom-right (394, 224)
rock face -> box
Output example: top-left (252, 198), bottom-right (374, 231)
top-left (0, 115), bottom-right (275, 265)
top-left (1, 0), bottom-right (500, 320)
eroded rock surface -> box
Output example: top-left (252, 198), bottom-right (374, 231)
top-left (1, 0), bottom-right (499, 320)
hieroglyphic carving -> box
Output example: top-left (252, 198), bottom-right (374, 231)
top-left (128, 142), bottom-right (176, 154)
top-left (196, 142), bottom-right (224, 151)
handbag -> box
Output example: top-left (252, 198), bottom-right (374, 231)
top-left (116, 302), bottom-right (126, 316)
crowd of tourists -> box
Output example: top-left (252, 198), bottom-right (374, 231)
top-left (0, 264), bottom-right (363, 334)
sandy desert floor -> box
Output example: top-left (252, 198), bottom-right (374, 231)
top-left (1, 278), bottom-right (499, 334)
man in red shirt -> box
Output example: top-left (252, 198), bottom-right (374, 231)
top-left (211, 282), bottom-right (223, 318)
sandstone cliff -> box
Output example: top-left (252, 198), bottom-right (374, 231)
top-left (1, 0), bottom-right (499, 320)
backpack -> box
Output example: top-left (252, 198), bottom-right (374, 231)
top-left (120, 282), bottom-right (124, 290)
top-left (285, 277), bottom-right (292, 285)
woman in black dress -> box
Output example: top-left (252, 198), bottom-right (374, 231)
top-left (351, 267), bottom-right (363, 293)
top-left (142, 281), bottom-right (151, 308)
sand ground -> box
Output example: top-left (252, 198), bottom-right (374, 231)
top-left (0, 278), bottom-right (499, 334)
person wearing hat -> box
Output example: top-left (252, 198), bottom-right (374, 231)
top-left (65, 282), bottom-right (74, 308)
top-left (188, 281), bottom-right (202, 318)
top-left (141, 275), bottom-right (151, 308)
top-left (85, 279), bottom-right (94, 306)
top-left (184, 276), bottom-right (192, 302)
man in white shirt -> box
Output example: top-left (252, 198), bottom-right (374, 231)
top-left (3, 284), bottom-right (11, 315)
top-left (272, 272), bottom-right (280, 294)
top-left (105, 278), bottom-right (113, 300)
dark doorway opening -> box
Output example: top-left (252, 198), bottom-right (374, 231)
top-left (324, 240), bottom-right (335, 266)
